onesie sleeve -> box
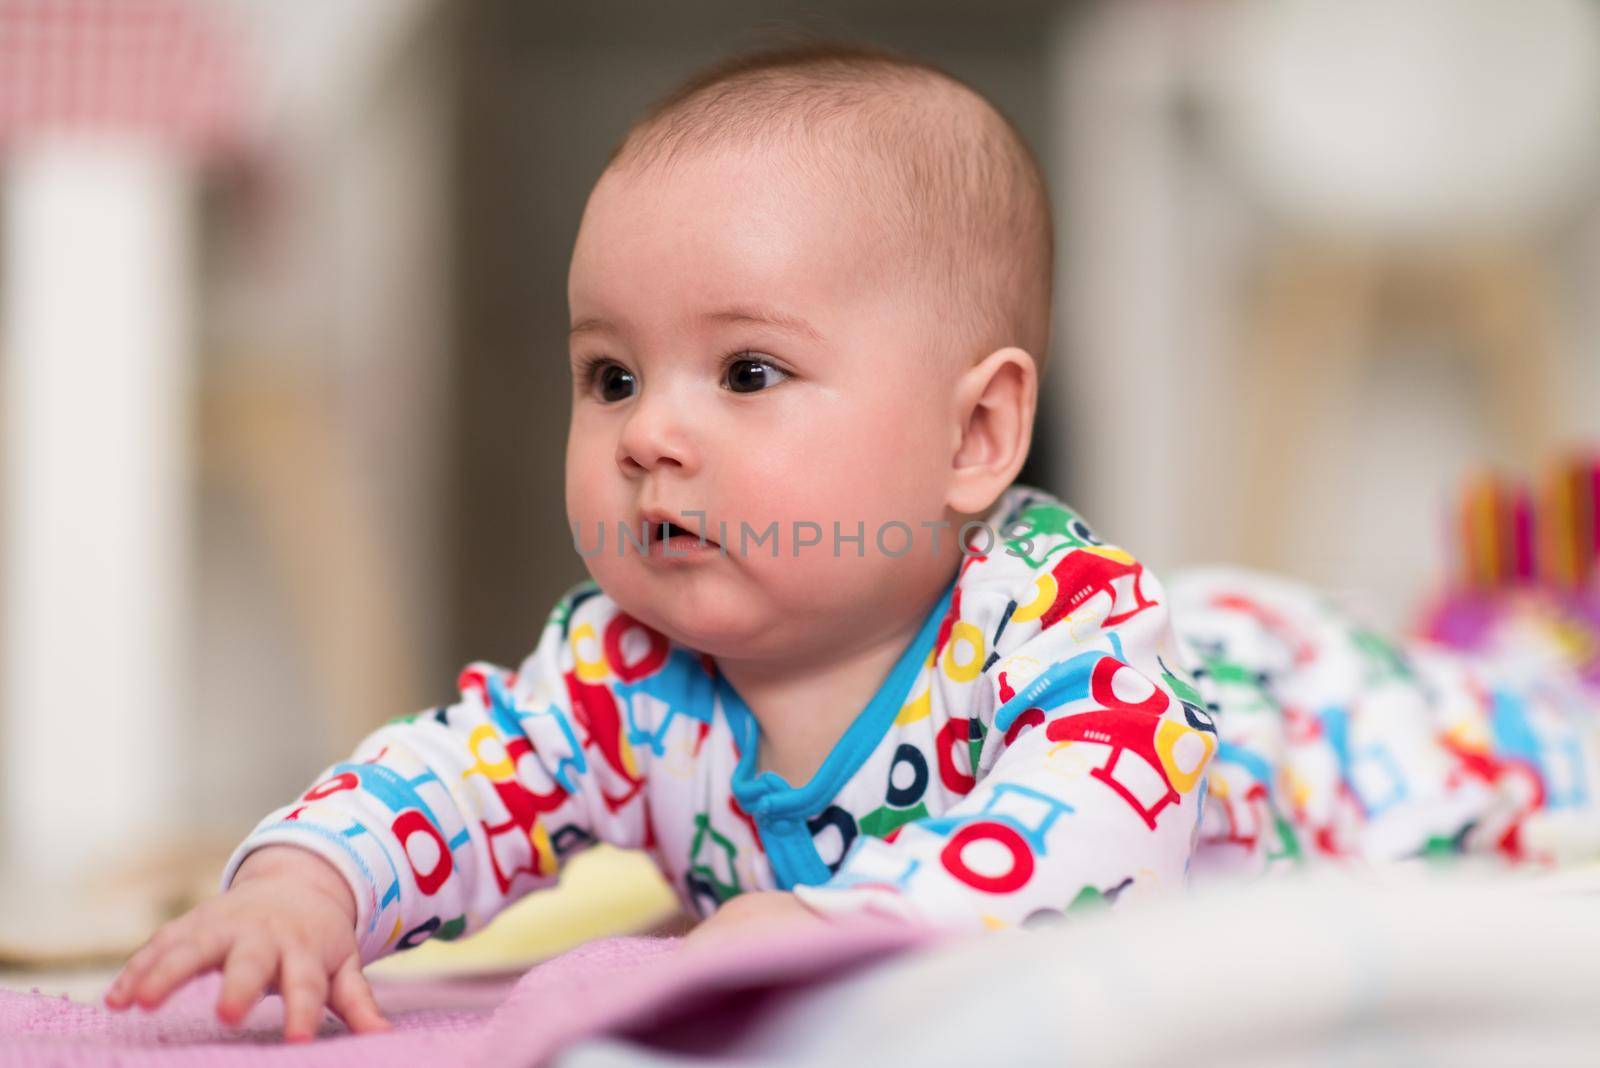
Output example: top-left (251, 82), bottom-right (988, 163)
top-left (217, 580), bottom-right (657, 964)
top-left (793, 505), bottom-right (1218, 929)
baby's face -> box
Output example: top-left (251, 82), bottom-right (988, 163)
top-left (565, 145), bottom-right (966, 662)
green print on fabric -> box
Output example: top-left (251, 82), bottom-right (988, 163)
top-left (858, 800), bottom-right (929, 839)
top-left (1268, 814), bottom-right (1304, 865)
top-left (1419, 823), bottom-right (1473, 862)
top-left (1194, 652), bottom-right (1278, 716)
top-left (688, 811), bottom-right (742, 902)
top-left (1066, 884), bottom-right (1110, 913)
top-left (1002, 502), bottom-right (1101, 568)
top-left (967, 717), bottom-right (988, 772)
top-left (1351, 627), bottom-right (1414, 685)
top-left (1161, 662), bottom-right (1206, 710)
top-left (1065, 877), bottom-right (1132, 913)
top-left (1196, 653), bottom-right (1266, 690)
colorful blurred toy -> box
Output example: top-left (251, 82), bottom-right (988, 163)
top-left (1416, 449), bottom-right (1600, 693)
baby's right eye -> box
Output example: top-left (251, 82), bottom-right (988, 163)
top-left (582, 359), bottom-right (636, 403)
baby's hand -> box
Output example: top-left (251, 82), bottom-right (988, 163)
top-left (680, 890), bottom-right (828, 953)
top-left (103, 845), bottom-right (392, 1041)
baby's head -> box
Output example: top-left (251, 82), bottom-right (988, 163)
top-left (566, 39), bottom-right (1053, 666)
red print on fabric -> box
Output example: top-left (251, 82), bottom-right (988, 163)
top-left (936, 717), bottom-right (978, 795)
top-left (303, 771), bottom-right (359, 801)
top-left (996, 671), bottom-right (1047, 747)
top-left (604, 614), bottom-right (670, 684)
top-left (457, 666), bottom-right (492, 704)
top-left (1044, 659), bottom-right (1180, 830)
top-left (1440, 737), bottom-right (1545, 858)
top-left (1042, 550), bottom-right (1158, 630)
top-left (1048, 707), bottom-right (1176, 830)
top-left (940, 820), bottom-right (1034, 893)
top-left (1283, 704), bottom-right (1322, 744)
top-left (1003, 707), bottom-right (1046, 747)
top-left (1208, 592), bottom-right (1317, 666)
top-left (564, 670), bottom-right (644, 813)
top-left (479, 736), bottom-right (570, 894)
top-left (933, 587), bottom-right (964, 662)
top-left (1215, 780), bottom-right (1271, 851)
top-left (392, 808), bottom-right (452, 895)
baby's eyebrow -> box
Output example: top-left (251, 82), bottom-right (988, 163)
top-left (568, 306), bottom-right (826, 345)
top-left (568, 317), bottom-right (612, 338)
top-left (700, 305), bottom-right (826, 344)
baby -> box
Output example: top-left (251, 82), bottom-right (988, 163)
top-left (102, 36), bottom-right (1600, 1044)
top-left (103, 38), bottom-right (1216, 1040)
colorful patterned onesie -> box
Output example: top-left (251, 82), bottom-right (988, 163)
top-left (220, 483), bottom-right (1221, 959)
top-left (220, 483), bottom-right (1600, 962)
top-left (1170, 566), bottom-right (1600, 879)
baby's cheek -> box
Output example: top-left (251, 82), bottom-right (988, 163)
top-left (783, 409), bottom-right (905, 484)
top-left (565, 436), bottom-right (608, 511)
top-left (718, 439), bottom-right (830, 522)
top-left (827, 410), bottom-right (948, 506)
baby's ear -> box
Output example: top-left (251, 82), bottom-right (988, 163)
top-left (946, 346), bottom-right (1038, 515)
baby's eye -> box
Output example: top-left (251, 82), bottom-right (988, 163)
top-left (591, 362), bottom-right (636, 403)
top-left (723, 353), bottom-right (789, 394)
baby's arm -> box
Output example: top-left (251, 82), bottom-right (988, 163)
top-left (795, 538), bottom-right (1217, 927)
top-left (106, 580), bottom-right (648, 1038)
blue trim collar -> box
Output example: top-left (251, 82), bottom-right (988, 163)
top-left (720, 576), bottom-right (957, 822)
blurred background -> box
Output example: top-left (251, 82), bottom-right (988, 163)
top-left (2, 0), bottom-right (1599, 974)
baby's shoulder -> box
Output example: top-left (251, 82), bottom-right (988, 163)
top-left (516, 579), bottom-right (718, 752)
top-left (943, 484), bottom-right (1176, 717)
top-left (953, 482), bottom-right (1134, 616)
top-left (523, 578), bottom-right (706, 688)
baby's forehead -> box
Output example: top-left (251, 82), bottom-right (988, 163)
top-left (587, 149), bottom-right (916, 307)
top-left (593, 57), bottom-right (1052, 366)
top-left (614, 99), bottom-right (970, 254)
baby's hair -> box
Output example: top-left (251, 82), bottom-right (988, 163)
top-left (603, 36), bottom-right (1055, 379)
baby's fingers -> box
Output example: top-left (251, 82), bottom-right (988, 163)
top-left (128, 930), bottom-right (227, 1010)
top-left (278, 950), bottom-right (330, 1043)
top-left (105, 940), bottom-right (164, 1010)
top-left (107, 924), bottom-right (185, 1009)
top-left (216, 935), bottom-right (278, 1026)
top-left (327, 955), bottom-right (391, 1035)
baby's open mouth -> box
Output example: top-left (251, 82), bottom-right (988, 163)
top-left (651, 521), bottom-right (719, 548)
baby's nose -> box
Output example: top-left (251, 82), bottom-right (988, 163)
top-left (616, 399), bottom-right (695, 475)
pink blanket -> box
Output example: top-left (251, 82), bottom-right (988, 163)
top-left (0, 919), bottom-right (937, 1066)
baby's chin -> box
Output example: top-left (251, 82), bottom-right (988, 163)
top-left (591, 555), bottom-right (947, 661)
top-left (598, 574), bottom-right (777, 658)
